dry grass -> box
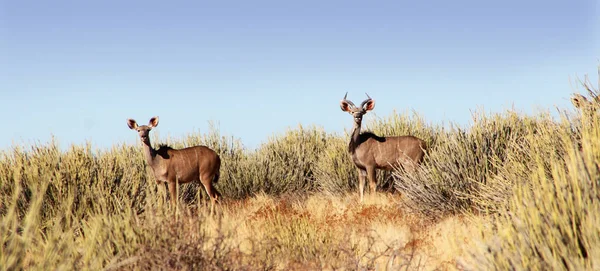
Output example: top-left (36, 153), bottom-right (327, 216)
top-left (0, 128), bottom-right (467, 270)
top-left (118, 193), bottom-right (471, 270)
top-left (2, 68), bottom-right (600, 270)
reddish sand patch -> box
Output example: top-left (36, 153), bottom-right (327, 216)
top-left (248, 198), bottom-right (303, 220)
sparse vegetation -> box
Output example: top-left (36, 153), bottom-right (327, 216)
top-left (1, 70), bottom-right (599, 270)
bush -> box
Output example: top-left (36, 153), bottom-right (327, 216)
top-left (394, 110), bottom-right (558, 219)
top-left (3, 68), bottom-right (600, 270)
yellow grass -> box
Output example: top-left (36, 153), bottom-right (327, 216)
top-left (1, 68), bottom-right (599, 270)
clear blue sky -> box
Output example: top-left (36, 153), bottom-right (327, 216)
top-left (1, 0), bottom-right (598, 150)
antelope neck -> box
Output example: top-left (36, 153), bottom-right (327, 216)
top-left (349, 119), bottom-right (362, 153)
top-left (141, 139), bottom-right (159, 166)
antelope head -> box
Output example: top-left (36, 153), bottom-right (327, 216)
top-left (340, 93), bottom-right (376, 124)
top-left (127, 116), bottom-right (159, 144)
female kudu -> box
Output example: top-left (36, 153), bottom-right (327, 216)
top-left (127, 116), bottom-right (221, 212)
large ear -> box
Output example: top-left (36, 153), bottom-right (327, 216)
top-left (571, 94), bottom-right (587, 109)
top-left (148, 116), bottom-right (159, 128)
top-left (340, 100), bottom-right (352, 112)
top-left (127, 119), bottom-right (138, 130)
top-left (363, 99), bottom-right (375, 111)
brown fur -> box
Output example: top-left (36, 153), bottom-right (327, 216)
top-left (351, 133), bottom-right (426, 171)
top-left (127, 117), bottom-right (221, 212)
top-left (341, 94), bottom-right (427, 202)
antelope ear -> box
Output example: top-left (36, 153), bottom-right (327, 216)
top-left (340, 100), bottom-right (352, 112)
top-left (571, 94), bottom-right (587, 109)
top-left (148, 116), bottom-right (159, 128)
top-left (127, 119), bottom-right (138, 130)
top-left (363, 99), bottom-right (375, 111)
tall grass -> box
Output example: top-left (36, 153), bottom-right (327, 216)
top-left (467, 115), bottom-right (600, 270)
top-left (462, 73), bottom-right (600, 270)
top-left (169, 124), bottom-right (331, 200)
top-left (394, 110), bottom-right (561, 218)
top-left (1, 68), bottom-right (599, 269)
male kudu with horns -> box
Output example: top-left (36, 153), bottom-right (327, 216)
top-left (340, 93), bottom-right (427, 202)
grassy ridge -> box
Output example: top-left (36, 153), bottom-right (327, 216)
top-left (1, 71), bottom-right (599, 270)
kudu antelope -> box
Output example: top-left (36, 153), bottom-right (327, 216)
top-left (127, 116), bottom-right (221, 211)
top-left (571, 93), bottom-right (600, 111)
top-left (340, 93), bottom-right (426, 202)
top-left (571, 93), bottom-right (600, 153)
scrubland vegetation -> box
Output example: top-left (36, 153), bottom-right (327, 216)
top-left (1, 71), bottom-right (599, 270)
